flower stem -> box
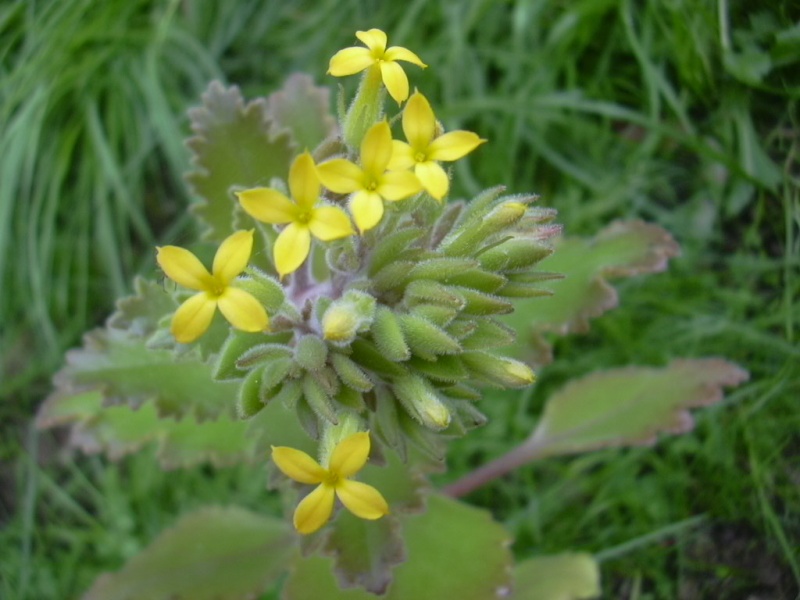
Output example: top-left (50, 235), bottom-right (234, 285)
top-left (442, 442), bottom-right (545, 498)
top-left (342, 66), bottom-right (384, 151)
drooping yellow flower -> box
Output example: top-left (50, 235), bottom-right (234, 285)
top-left (236, 153), bottom-right (354, 278)
top-left (317, 121), bottom-right (421, 232)
top-left (272, 432), bottom-right (389, 535)
top-left (388, 91), bottom-right (486, 201)
top-left (328, 28), bottom-right (426, 104)
top-left (156, 230), bottom-right (268, 344)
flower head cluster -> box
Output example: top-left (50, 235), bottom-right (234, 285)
top-left (272, 432), bottom-right (388, 534)
top-left (156, 230), bottom-right (268, 343)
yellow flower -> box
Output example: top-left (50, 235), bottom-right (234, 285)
top-left (156, 230), bottom-right (268, 344)
top-left (236, 153), bottom-right (354, 278)
top-left (272, 432), bottom-right (389, 535)
top-left (317, 121), bottom-right (421, 232)
top-left (388, 91), bottom-right (486, 201)
top-left (328, 28), bottom-right (426, 104)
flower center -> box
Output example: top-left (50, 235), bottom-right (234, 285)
top-left (324, 472), bottom-right (341, 487)
top-left (295, 209), bottom-right (312, 224)
top-left (207, 277), bottom-right (226, 298)
top-left (366, 178), bottom-right (379, 191)
top-left (414, 151), bottom-right (427, 163)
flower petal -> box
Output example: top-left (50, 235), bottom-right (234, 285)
top-left (273, 223), bottom-right (311, 278)
top-left (236, 188), bottom-right (296, 224)
top-left (402, 92), bottom-right (435, 150)
top-left (350, 190), bottom-right (384, 232)
top-left (387, 140), bottom-right (415, 170)
top-left (294, 484), bottom-right (336, 535)
top-left (308, 206), bottom-right (354, 241)
top-left (157, 246), bottom-right (213, 291)
top-left (329, 432), bottom-right (371, 477)
top-left (171, 292), bottom-right (217, 344)
top-left (217, 287), bottom-right (268, 333)
top-left (416, 161), bottom-right (450, 200)
top-left (272, 446), bottom-right (326, 484)
top-left (377, 170), bottom-right (422, 201)
top-left (316, 159), bottom-right (364, 194)
top-left (335, 479), bottom-right (389, 520)
top-left (328, 47), bottom-right (374, 76)
top-left (380, 61), bottom-right (409, 105)
top-left (384, 46), bottom-right (426, 68)
top-left (428, 130), bottom-right (486, 162)
top-left (289, 152), bottom-right (321, 210)
top-left (212, 230), bottom-right (254, 283)
top-left (355, 29), bottom-right (387, 53)
top-left (361, 121), bottom-right (393, 175)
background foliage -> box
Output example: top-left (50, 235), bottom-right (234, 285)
top-left (1, 0), bottom-right (797, 598)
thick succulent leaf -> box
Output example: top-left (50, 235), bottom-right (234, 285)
top-left (84, 506), bottom-right (296, 600)
top-left (284, 494), bottom-right (512, 599)
top-left (509, 553), bottom-right (600, 600)
top-left (504, 221), bottom-right (679, 364)
top-left (186, 81), bottom-right (294, 241)
top-left (43, 328), bottom-right (238, 420)
top-left (526, 359), bottom-right (749, 458)
top-left (266, 73), bottom-right (337, 153)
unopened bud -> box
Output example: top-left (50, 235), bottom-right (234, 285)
top-left (320, 290), bottom-right (376, 345)
top-left (295, 334), bottom-right (328, 372)
top-left (393, 375), bottom-right (452, 431)
top-left (462, 352), bottom-right (536, 388)
top-left (238, 267), bottom-right (285, 312)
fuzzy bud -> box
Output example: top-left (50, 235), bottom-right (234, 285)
top-left (393, 375), bottom-right (452, 431)
top-left (295, 334), bottom-right (328, 372)
top-left (237, 267), bottom-right (285, 312)
top-left (321, 290), bottom-right (376, 345)
top-left (462, 352), bottom-right (536, 388)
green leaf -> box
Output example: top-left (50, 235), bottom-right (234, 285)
top-left (186, 81), bottom-right (294, 241)
top-left (84, 506), bottom-right (297, 600)
top-left (509, 553), bottom-right (600, 600)
top-left (45, 328), bottom-right (239, 420)
top-left (526, 359), bottom-right (749, 458)
top-left (284, 494), bottom-right (512, 599)
top-left (107, 277), bottom-right (177, 337)
top-left (504, 221), bottom-right (680, 365)
top-left (265, 73), bottom-right (337, 153)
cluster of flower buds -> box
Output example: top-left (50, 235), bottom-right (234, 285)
top-left (156, 29), bottom-right (559, 533)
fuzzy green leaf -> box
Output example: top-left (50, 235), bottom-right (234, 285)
top-left (107, 277), bottom-right (178, 336)
top-left (186, 81), bottom-right (294, 241)
top-left (84, 506), bottom-right (296, 600)
top-left (504, 221), bottom-right (680, 365)
top-left (526, 359), bottom-right (749, 458)
top-left (45, 328), bottom-right (238, 421)
top-left (265, 73), bottom-right (337, 153)
top-left (283, 494), bottom-right (512, 600)
top-left (509, 553), bottom-right (601, 600)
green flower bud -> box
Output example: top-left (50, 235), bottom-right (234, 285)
top-left (238, 267), bottom-right (285, 312)
top-left (273, 378), bottom-right (302, 410)
top-left (393, 374), bottom-right (452, 431)
top-left (295, 334), bottom-right (328, 372)
top-left (398, 313), bottom-right (461, 360)
top-left (370, 307), bottom-right (410, 362)
top-left (330, 352), bottom-right (373, 392)
top-left (214, 330), bottom-right (266, 380)
top-left (462, 352), bottom-right (536, 388)
top-left (448, 287), bottom-right (513, 315)
top-left (303, 373), bottom-right (338, 425)
top-left (236, 366), bottom-right (265, 419)
top-left (259, 356), bottom-right (294, 396)
top-left (235, 342), bottom-right (293, 370)
top-left (404, 279), bottom-right (465, 309)
top-left (442, 201), bottom-right (527, 256)
top-left (368, 228), bottom-right (424, 277)
top-left (477, 238), bottom-right (553, 272)
top-left (322, 291), bottom-right (376, 344)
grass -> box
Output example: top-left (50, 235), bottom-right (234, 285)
top-left (1, 0), bottom-right (798, 598)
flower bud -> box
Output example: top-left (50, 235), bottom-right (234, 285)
top-left (321, 290), bottom-right (376, 345)
top-left (462, 352), bottom-right (536, 388)
top-left (294, 334), bottom-right (328, 372)
top-left (237, 267), bottom-right (285, 312)
top-left (393, 375), bottom-right (452, 431)
top-left (371, 307), bottom-right (410, 362)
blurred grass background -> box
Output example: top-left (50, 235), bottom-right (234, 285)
top-left (1, 0), bottom-right (797, 598)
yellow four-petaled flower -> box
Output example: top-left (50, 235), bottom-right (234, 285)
top-left (271, 432), bottom-right (389, 535)
top-left (317, 121), bottom-right (422, 232)
top-left (389, 91), bottom-right (486, 201)
top-left (328, 28), bottom-right (426, 104)
top-left (156, 230), bottom-right (268, 343)
top-left (236, 153), bottom-right (354, 279)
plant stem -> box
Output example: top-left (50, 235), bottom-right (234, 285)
top-left (442, 442), bottom-right (543, 498)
